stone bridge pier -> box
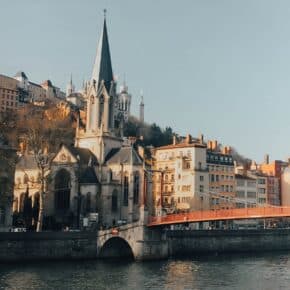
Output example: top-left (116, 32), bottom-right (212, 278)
top-left (97, 222), bottom-right (168, 261)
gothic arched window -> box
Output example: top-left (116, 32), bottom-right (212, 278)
top-left (24, 173), bottom-right (29, 184)
top-left (112, 190), bottom-right (118, 212)
top-left (133, 173), bottom-right (139, 205)
top-left (86, 192), bottom-right (91, 213)
top-left (54, 169), bottom-right (71, 211)
top-left (123, 175), bottom-right (129, 206)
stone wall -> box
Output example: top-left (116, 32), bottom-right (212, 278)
top-left (0, 232), bottom-right (97, 261)
top-left (167, 229), bottom-right (290, 256)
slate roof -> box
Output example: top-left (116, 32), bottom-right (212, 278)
top-left (80, 167), bottom-right (99, 184)
top-left (105, 146), bottom-right (143, 166)
top-left (16, 153), bottom-right (54, 170)
top-left (16, 154), bottom-right (37, 170)
top-left (91, 18), bottom-right (114, 93)
top-left (67, 146), bottom-right (98, 166)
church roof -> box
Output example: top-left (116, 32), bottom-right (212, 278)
top-left (16, 153), bottom-right (54, 170)
top-left (80, 167), bottom-right (99, 184)
top-left (105, 146), bottom-right (143, 166)
top-left (91, 17), bottom-right (114, 93)
top-left (68, 147), bottom-right (99, 166)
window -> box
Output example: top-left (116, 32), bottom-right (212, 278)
top-left (123, 176), bottom-right (129, 206)
top-left (258, 179), bottom-right (266, 185)
top-left (211, 174), bottom-right (214, 182)
top-left (200, 175), bottom-right (204, 182)
top-left (23, 173), bottom-right (29, 184)
top-left (133, 174), bottom-right (139, 205)
top-left (199, 185), bottom-right (204, 193)
top-left (86, 192), bottom-right (91, 212)
top-left (216, 175), bottom-right (219, 182)
top-left (237, 179), bottom-right (245, 186)
top-left (112, 190), bottom-right (118, 212)
top-left (247, 191), bottom-right (256, 198)
top-left (236, 191), bottom-right (245, 198)
top-left (54, 169), bottom-right (71, 211)
top-left (258, 188), bottom-right (265, 194)
top-left (247, 181), bottom-right (256, 187)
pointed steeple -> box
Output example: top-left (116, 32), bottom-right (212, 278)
top-left (91, 11), bottom-right (114, 93)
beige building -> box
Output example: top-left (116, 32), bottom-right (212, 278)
top-left (13, 154), bottom-right (43, 228)
top-left (152, 134), bottom-right (210, 215)
top-left (0, 140), bottom-right (16, 230)
top-left (0, 71), bottom-right (65, 112)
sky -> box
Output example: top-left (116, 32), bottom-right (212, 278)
top-left (1, 0), bottom-right (290, 162)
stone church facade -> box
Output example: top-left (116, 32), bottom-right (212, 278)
top-left (47, 16), bottom-right (145, 229)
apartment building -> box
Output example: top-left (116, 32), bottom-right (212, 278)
top-left (152, 134), bottom-right (210, 215)
top-left (207, 141), bottom-right (235, 210)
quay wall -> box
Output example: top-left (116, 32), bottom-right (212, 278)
top-left (0, 232), bottom-right (97, 262)
top-left (167, 229), bottom-right (290, 256)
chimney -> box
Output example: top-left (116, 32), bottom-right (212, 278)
top-left (222, 147), bottom-right (227, 155)
top-left (207, 141), bottom-right (212, 150)
top-left (173, 135), bottom-right (177, 145)
top-left (199, 134), bottom-right (204, 144)
top-left (264, 154), bottom-right (269, 164)
top-left (227, 146), bottom-right (231, 154)
top-left (212, 140), bottom-right (218, 151)
top-left (186, 134), bottom-right (191, 144)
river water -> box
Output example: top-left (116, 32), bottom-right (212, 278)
top-left (0, 252), bottom-right (290, 289)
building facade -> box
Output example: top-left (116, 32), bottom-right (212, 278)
top-left (206, 142), bottom-right (235, 210)
top-left (152, 134), bottom-right (210, 215)
top-left (0, 71), bottom-right (65, 112)
top-left (0, 140), bottom-right (16, 230)
top-left (0, 74), bottom-right (20, 112)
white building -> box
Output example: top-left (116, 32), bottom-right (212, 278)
top-left (152, 134), bottom-right (210, 215)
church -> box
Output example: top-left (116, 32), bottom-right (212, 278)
top-left (13, 15), bottom-right (146, 230)
top-left (50, 16), bottom-right (146, 228)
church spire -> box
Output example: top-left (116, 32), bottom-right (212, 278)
top-left (91, 10), bottom-right (114, 92)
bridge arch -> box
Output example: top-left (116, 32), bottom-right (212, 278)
top-left (99, 237), bottom-right (134, 260)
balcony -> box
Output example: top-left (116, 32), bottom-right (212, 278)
top-left (194, 167), bottom-right (209, 172)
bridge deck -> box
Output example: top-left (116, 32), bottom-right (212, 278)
top-left (147, 206), bottom-right (290, 226)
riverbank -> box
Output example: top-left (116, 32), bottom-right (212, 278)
top-left (0, 229), bottom-right (290, 262)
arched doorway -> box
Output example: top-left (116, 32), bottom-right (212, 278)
top-left (54, 169), bottom-right (71, 212)
top-left (99, 237), bottom-right (134, 260)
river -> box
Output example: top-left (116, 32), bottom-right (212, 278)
top-left (0, 252), bottom-right (290, 289)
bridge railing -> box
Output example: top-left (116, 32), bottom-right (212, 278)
top-left (148, 206), bottom-right (290, 226)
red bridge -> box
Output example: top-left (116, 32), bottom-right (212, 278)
top-left (147, 206), bottom-right (290, 227)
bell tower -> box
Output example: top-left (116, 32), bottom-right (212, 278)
top-left (75, 11), bottom-right (122, 163)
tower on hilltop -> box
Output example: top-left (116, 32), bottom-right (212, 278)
top-left (139, 94), bottom-right (144, 123)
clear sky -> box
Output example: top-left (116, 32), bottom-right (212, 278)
top-left (1, 0), bottom-right (290, 162)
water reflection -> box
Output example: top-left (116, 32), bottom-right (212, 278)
top-left (0, 252), bottom-right (289, 289)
